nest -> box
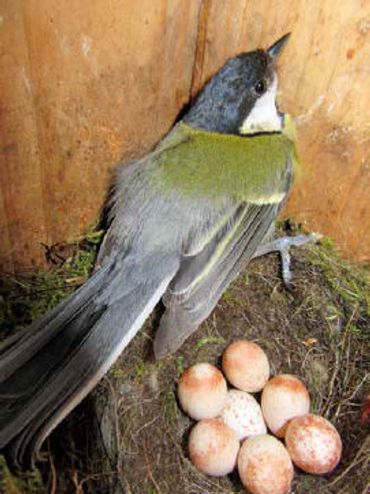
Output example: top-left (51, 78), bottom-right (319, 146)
top-left (1, 232), bottom-right (369, 494)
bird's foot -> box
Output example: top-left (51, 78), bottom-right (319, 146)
top-left (251, 232), bottom-right (322, 287)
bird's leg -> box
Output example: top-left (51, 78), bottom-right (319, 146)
top-left (251, 233), bottom-right (322, 287)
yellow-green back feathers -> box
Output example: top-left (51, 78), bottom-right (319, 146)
top-left (156, 117), bottom-right (299, 204)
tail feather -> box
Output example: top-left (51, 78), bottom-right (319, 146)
top-left (0, 264), bottom-right (111, 381)
top-left (0, 254), bottom-right (178, 470)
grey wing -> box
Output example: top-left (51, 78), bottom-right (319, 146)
top-left (94, 127), bottom-right (291, 359)
top-left (153, 199), bottom-right (284, 358)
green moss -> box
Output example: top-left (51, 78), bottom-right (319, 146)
top-left (162, 390), bottom-right (178, 423)
top-left (134, 359), bottom-right (147, 379)
top-left (0, 456), bottom-right (45, 494)
top-left (325, 304), bottom-right (343, 322)
top-left (221, 288), bottom-right (240, 306)
top-left (307, 237), bottom-right (370, 316)
top-left (195, 336), bottom-right (226, 348)
top-left (146, 486), bottom-right (158, 494)
top-left (109, 367), bottom-right (127, 379)
top-left (0, 234), bottom-right (98, 340)
top-left (175, 356), bottom-right (184, 377)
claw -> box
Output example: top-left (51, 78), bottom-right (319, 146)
top-left (280, 246), bottom-right (292, 287)
top-left (251, 233), bottom-right (322, 287)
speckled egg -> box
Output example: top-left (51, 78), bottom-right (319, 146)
top-left (189, 418), bottom-right (240, 476)
top-left (238, 434), bottom-right (294, 494)
top-left (178, 363), bottom-right (227, 420)
top-left (222, 340), bottom-right (270, 392)
top-left (221, 389), bottom-right (267, 440)
top-left (285, 414), bottom-right (342, 474)
top-left (261, 374), bottom-right (310, 437)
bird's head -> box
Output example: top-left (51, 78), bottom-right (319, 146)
top-left (184, 34), bottom-right (290, 136)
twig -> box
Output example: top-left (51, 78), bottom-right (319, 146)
top-left (47, 440), bottom-right (57, 494)
top-left (71, 468), bottom-right (119, 494)
top-left (328, 436), bottom-right (370, 487)
top-left (134, 415), bottom-right (160, 436)
top-left (323, 305), bottom-right (358, 418)
top-left (71, 470), bottom-right (83, 494)
top-left (143, 441), bottom-right (162, 493)
top-left (362, 482), bottom-right (370, 494)
top-left (105, 376), bottom-right (123, 473)
top-left (347, 373), bottom-right (370, 402)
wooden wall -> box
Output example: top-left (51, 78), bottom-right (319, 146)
top-left (0, 0), bottom-right (369, 272)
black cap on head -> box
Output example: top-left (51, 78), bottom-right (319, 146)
top-left (184, 34), bottom-right (290, 135)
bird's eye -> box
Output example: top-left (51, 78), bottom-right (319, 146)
top-left (255, 80), bottom-right (266, 95)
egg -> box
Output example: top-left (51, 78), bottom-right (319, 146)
top-left (221, 389), bottom-right (267, 440)
top-left (238, 434), bottom-right (294, 494)
top-left (261, 374), bottom-right (310, 437)
top-left (222, 340), bottom-right (270, 392)
top-left (285, 414), bottom-right (342, 474)
top-left (188, 418), bottom-right (240, 476)
top-left (178, 363), bottom-right (227, 420)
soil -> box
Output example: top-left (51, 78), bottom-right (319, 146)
top-left (1, 235), bottom-right (369, 494)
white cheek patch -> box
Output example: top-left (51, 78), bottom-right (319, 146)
top-left (239, 76), bottom-right (282, 135)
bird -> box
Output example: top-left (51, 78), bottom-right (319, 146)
top-left (0, 33), bottom-right (314, 471)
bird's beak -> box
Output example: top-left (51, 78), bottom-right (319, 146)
top-left (267, 33), bottom-right (291, 60)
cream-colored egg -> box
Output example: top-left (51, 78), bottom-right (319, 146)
top-left (285, 414), bottom-right (342, 474)
top-left (221, 389), bottom-right (267, 440)
top-left (188, 418), bottom-right (240, 476)
top-left (238, 434), bottom-right (294, 494)
top-left (261, 374), bottom-right (310, 437)
top-left (178, 363), bottom-right (227, 420)
top-left (222, 340), bottom-right (270, 392)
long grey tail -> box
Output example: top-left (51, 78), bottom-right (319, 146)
top-left (0, 253), bottom-right (177, 470)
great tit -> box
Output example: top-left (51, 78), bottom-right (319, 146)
top-left (0, 34), bottom-right (306, 470)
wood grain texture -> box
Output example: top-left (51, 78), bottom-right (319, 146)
top-left (0, 0), bottom-right (201, 271)
top-left (0, 0), bottom-right (369, 271)
top-left (0, 0), bottom-right (48, 270)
